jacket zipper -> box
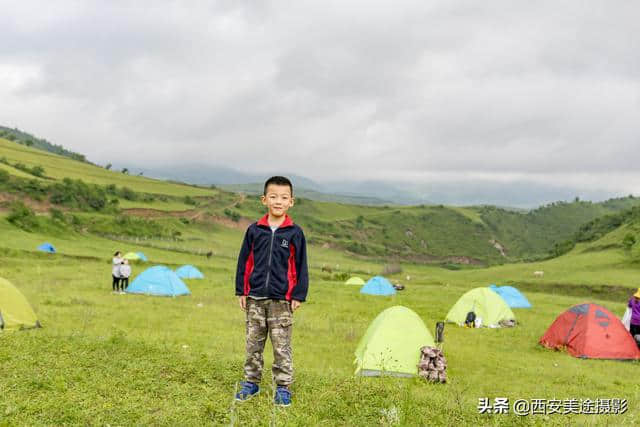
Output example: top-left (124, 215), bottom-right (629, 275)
top-left (264, 228), bottom-right (276, 294)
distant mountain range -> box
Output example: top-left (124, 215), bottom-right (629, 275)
top-left (112, 162), bottom-right (621, 208)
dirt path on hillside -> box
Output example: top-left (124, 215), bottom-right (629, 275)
top-left (0, 192), bottom-right (57, 213)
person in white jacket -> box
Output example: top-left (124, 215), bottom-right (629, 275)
top-left (112, 251), bottom-right (123, 293)
top-left (119, 259), bottom-right (132, 293)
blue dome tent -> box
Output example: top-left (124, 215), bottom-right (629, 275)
top-left (489, 285), bottom-right (532, 308)
top-left (37, 243), bottom-right (56, 253)
top-left (136, 252), bottom-right (148, 262)
top-left (126, 266), bottom-right (191, 297)
top-left (175, 265), bottom-right (204, 279)
top-left (360, 276), bottom-right (396, 296)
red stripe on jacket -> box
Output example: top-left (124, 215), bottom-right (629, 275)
top-left (243, 244), bottom-right (254, 295)
top-left (286, 243), bottom-right (297, 301)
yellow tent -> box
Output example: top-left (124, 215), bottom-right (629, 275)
top-left (345, 277), bottom-right (366, 286)
top-left (0, 277), bottom-right (40, 331)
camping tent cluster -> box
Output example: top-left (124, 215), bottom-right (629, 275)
top-left (125, 265), bottom-right (204, 297)
top-left (353, 283), bottom-right (640, 380)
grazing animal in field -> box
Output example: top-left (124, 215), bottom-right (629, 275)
top-left (206, 251), bottom-right (213, 259)
top-left (533, 270), bottom-right (544, 277)
top-left (321, 264), bottom-right (333, 273)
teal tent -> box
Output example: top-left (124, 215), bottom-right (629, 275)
top-left (37, 243), bottom-right (56, 253)
top-left (489, 285), bottom-right (532, 308)
top-left (136, 252), bottom-right (148, 262)
top-left (360, 276), bottom-right (396, 296)
top-left (126, 266), bottom-right (191, 297)
top-left (175, 265), bottom-right (204, 279)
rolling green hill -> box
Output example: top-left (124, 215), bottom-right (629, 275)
top-left (3, 135), bottom-right (640, 265)
top-left (0, 126), bottom-right (87, 162)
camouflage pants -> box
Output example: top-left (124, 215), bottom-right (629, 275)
top-left (244, 298), bottom-right (294, 386)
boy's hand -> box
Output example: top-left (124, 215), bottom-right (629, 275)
top-left (238, 296), bottom-right (247, 311)
top-left (291, 300), bottom-right (301, 312)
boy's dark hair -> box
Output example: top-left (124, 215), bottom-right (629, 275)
top-left (263, 176), bottom-right (293, 196)
top-left (114, 251), bottom-right (121, 256)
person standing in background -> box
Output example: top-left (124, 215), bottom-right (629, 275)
top-left (112, 251), bottom-right (123, 293)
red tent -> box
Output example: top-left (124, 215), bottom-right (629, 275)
top-left (539, 303), bottom-right (640, 360)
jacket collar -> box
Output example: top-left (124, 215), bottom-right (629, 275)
top-left (257, 213), bottom-right (294, 228)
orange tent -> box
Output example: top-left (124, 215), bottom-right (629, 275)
top-left (539, 303), bottom-right (640, 360)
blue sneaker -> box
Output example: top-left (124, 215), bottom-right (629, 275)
top-left (235, 381), bottom-right (259, 401)
top-left (274, 386), bottom-right (291, 406)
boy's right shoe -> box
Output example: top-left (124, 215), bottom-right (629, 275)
top-left (274, 386), bottom-right (291, 407)
top-left (235, 381), bottom-right (260, 401)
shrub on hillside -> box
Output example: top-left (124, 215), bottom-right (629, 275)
top-left (224, 208), bottom-right (241, 222)
top-left (631, 242), bottom-right (640, 262)
top-left (345, 241), bottom-right (367, 254)
top-left (333, 272), bottom-right (349, 281)
top-left (623, 233), bottom-right (636, 250)
top-left (119, 186), bottom-right (137, 201)
top-left (0, 169), bottom-right (9, 183)
top-left (49, 178), bottom-right (108, 211)
top-left (550, 239), bottom-right (575, 257)
top-left (49, 208), bottom-right (66, 223)
top-left (184, 196), bottom-right (198, 206)
top-left (7, 201), bottom-right (39, 231)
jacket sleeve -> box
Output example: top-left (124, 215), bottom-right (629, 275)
top-left (291, 228), bottom-right (309, 302)
top-left (235, 227), bottom-right (253, 296)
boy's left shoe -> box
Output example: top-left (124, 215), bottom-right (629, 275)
top-left (274, 386), bottom-right (291, 407)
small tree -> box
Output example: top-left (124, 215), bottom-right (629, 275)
top-left (121, 168), bottom-right (129, 174)
top-left (105, 163), bottom-right (112, 170)
top-left (623, 233), bottom-right (636, 250)
top-left (31, 165), bottom-right (45, 177)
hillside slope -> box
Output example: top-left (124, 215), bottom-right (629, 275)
top-left (3, 135), bottom-right (640, 265)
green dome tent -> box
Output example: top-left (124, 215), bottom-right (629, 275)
top-left (345, 276), bottom-right (365, 286)
top-left (445, 287), bottom-right (516, 328)
top-left (354, 306), bottom-right (435, 377)
top-left (0, 277), bottom-right (40, 331)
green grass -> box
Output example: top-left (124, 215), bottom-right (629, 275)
top-left (3, 129), bottom-right (640, 424)
top-left (2, 212), bottom-right (640, 425)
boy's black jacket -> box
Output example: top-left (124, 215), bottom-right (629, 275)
top-left (235, 214), bottom-right (309, 302)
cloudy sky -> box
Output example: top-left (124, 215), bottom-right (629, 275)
top-left (1, 1), bottom-right (639, 200)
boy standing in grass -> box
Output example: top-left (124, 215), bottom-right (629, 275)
top-left (234, 176), bottom-right (309, 406)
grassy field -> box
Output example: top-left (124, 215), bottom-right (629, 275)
top-left (2, 212), bottom-right (640, 425)
top-left (2, 136), bottom-right (640, 424)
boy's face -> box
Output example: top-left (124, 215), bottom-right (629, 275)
top-left (261, 184), bottom-right (294, 217)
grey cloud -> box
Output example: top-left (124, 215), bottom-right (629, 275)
top-left (1, 1), bottom-right (639, 203)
